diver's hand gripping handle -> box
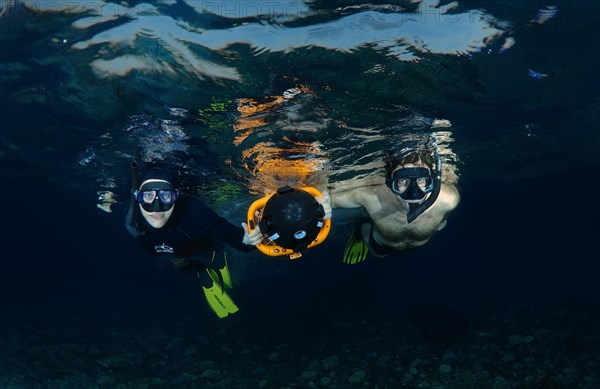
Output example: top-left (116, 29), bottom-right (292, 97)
top-left (242, 216), bottom-right (263, 246)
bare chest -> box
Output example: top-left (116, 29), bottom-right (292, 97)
top-left (369, 201), bottom-right (446, 248)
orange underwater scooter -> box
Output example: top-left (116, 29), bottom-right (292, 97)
top-left (247, 186), bottom-right (331, 260)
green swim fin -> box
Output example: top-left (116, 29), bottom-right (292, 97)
top-left (208, 251), bottom-right (232, 290)
top-left (197, 268), bottom-right (239, 318)
top-left (343, 223), bottom-right (369, 265)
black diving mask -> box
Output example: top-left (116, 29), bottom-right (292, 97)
top-left (386, 167), bottom-right (435, 201)
top-left (134, 182), bottom-right (178, 212)
top-left (384, 153), bottom-right (442, 223)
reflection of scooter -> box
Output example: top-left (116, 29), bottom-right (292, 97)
top-left (247, 186), bottom-right (331, 260)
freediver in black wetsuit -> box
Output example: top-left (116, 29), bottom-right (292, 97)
top-left (125, 162), bottom-right (262, 318)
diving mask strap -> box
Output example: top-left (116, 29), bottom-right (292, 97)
top-left (406, 154), bottom-right (442, 223)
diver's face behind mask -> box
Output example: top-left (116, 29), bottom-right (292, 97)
top-left (389, 165), bottom-right (434, 203)
top-left (136, 179), bottom-right (177, 228)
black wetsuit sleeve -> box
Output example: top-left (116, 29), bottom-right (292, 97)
top-left (207, 217), bottom-right (255, 252)
top-left (180, 198), bottom-right (254, 253)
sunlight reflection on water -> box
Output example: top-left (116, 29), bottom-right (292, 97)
top-left (16, 0), bottom-right (508, 80)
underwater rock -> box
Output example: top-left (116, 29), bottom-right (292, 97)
top-left (376, 355), bottom-right (390, 368)
top-left (522, 335), bottom-right (534, 343)
top-left (298, 370), bottom-right (317, 382)
top-left (438, 364), bottom-right (452, 374)
top-left (321, 356), bottom-right (339, 370)
top-left (267, 352), bottom-right (279, 362)
top-left (583, 376), bottom-right (597, 385)
top-left (165, 336), bottom-right (184, 349)
top-left (441, 350), bottom-right (456, 361)
top-left (64, 372), bottom-right (93, 388)
top-left (196, 335), bottom-right (212, 346)
top-left (96, 375), bottom-right (116, 386)
top-left (307, 360), bottom-right (320, 371)
top-left (173, 372), bottom-right (197, 385)
top-left (409, 359), bottom-right (424, 375)
top-left (507, 334), bottom-right (523, 345)
top-left (98, 353), bottom-right (132, 369)
top-left (133, 377), bottom-right (165, 388)
top-left (365, 351), bottom-right (378, 361)
top-left (150, 377), bottom-right (165, 387)
top-left (319, 377), bottom-right (331, 387)
top-left (258, 379), bottom-right (269, 389)
top-left (217, 378), bottom-right (234, 387)
top-left (348, 370), bottom-right (365, 384)
top-left (200, 369), bottom-right (221, 380)
top-left (198, 360), bottom-right (215, 370)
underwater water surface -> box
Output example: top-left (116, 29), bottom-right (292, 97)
top-left (1, 0), bottom-right (599, 388)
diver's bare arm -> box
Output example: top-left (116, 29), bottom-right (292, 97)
top-left (315, 191), bottom-right (332, 220)
top-left (330, 189), bottom-right (363, 209)
top-left (441, 184), bottom-right (460, 211)
top-left (436, 184), bottom-right (460, 230)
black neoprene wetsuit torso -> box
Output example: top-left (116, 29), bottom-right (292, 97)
top-left (132, 197), bottom-right (253, 258)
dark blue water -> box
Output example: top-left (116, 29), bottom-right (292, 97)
top-left (1, 1), bottom-right (600, 388)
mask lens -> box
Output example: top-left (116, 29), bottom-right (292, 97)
top-left (393, 178), bottom-right (410, 194)
top-left (158, 190), bottom-right (176, 205)
top-left (136, 190), bottom-right (177, 205)
top-left (416, 177), bottom-right (434, 193)
top-left (137, 190), bottom-right (157, 204)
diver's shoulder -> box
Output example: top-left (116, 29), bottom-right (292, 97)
top-left (331, 183), bottom-right (384, 208)
top-left (438, 184), bottom-right (460, 210)
top-left (329, 175), bottom-right (384, 194)
top-left (174, 196), bottom-right (220, 233)
top-left (173, 196), bottom-right (212, 220)
top-left (179, 196), bottom-right (213, 212)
